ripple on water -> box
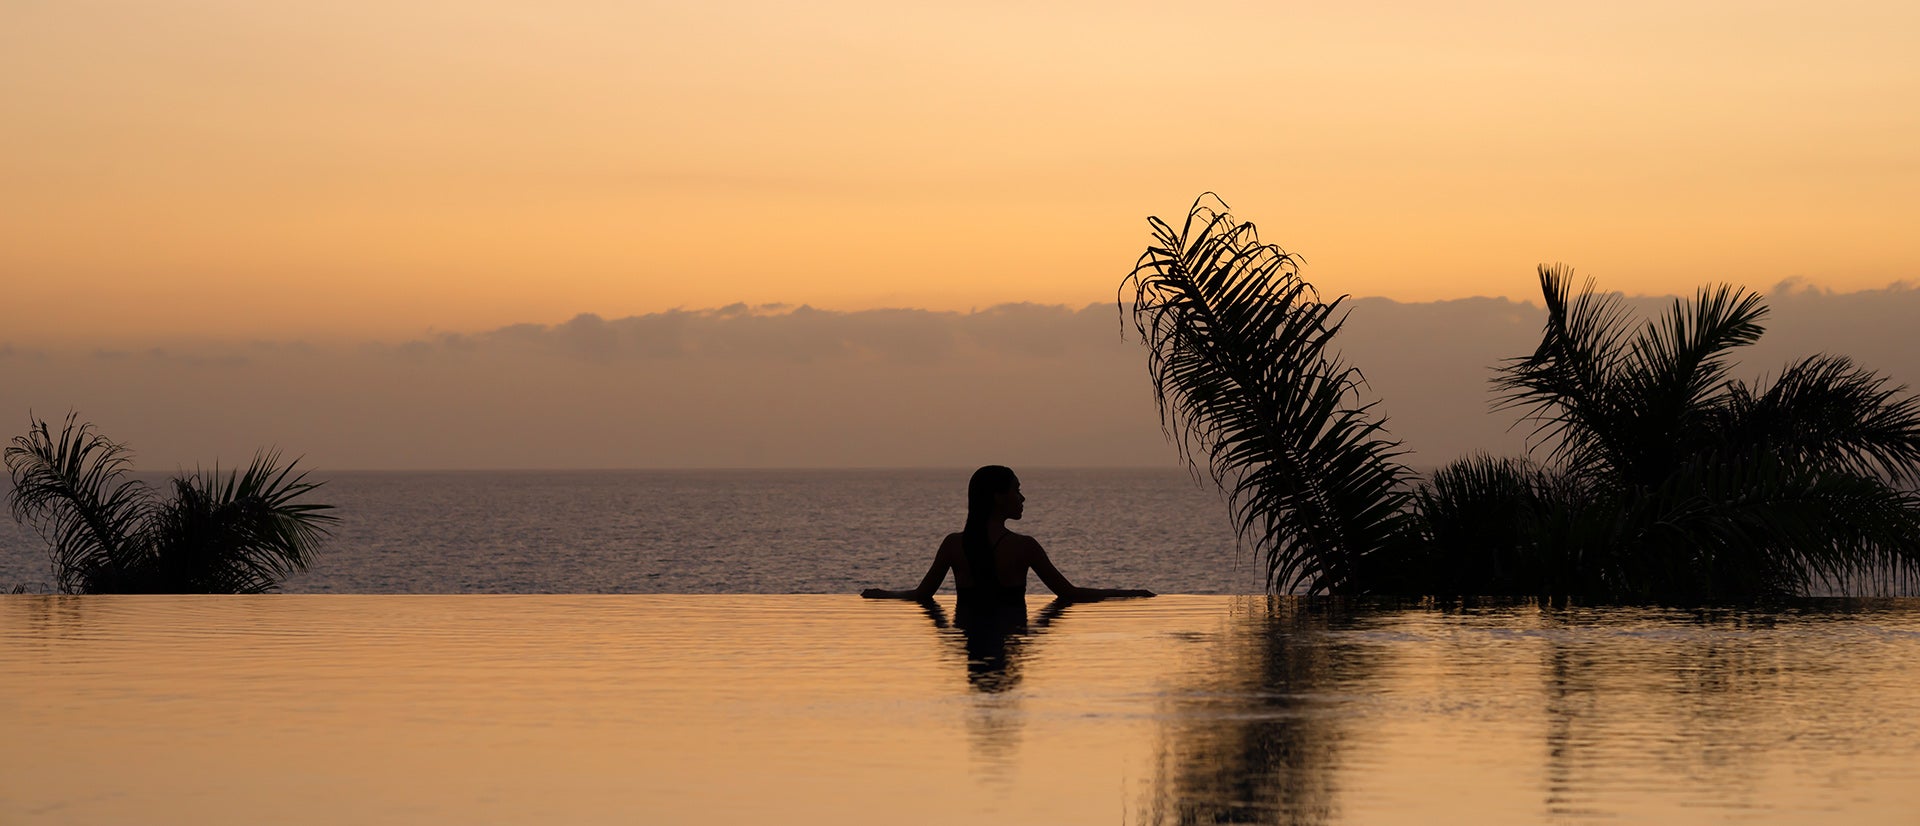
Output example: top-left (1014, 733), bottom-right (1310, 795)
top-left (4, 595), bottom-right (1920, 825)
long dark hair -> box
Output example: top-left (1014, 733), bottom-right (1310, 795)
top-left (963, 465), bottom-right (1018, 584)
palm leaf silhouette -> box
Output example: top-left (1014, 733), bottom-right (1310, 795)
top-left (4, 413), bottom-right (153, 593)
top-left (1128, 198), bottom-right (1920, 600)
top-left (1122, 195), bottom-right (1414, 593)
top-left (5, 413), bottom-right (335, 594)
top-left (1721, 354), bottom-right (1920, 487)
top-left (1487, 266), bottom-right (1920, 598)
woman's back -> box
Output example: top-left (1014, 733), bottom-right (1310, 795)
top-left (858, 465), bottom-right (1154, 606)
top-left (951, 531), bottom-right (1028, 626)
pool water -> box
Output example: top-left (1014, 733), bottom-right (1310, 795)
top-left (5, 595), bottom-right (1919, 824)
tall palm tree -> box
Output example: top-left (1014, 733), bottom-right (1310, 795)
top-left (1128, 197), bottom-right (1920, 599)
top-left (5, 413), bottom-right (335, 594)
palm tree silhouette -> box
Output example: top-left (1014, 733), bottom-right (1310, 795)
top-left (1122, 194), bottom-right (1415, 595)
top-left (1394, 267), bottom-right (1920, 599)
top-left (5, 413), bottom-right (335, 594)
top-left (1126, 195), bottom-right (1920, 599)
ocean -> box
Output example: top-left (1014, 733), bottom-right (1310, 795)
top-left (0, 467), bottom-right (1262, 594)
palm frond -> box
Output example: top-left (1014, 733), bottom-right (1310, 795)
top-left (1118, 203), bottom-right (1920, 600)
top-left (1624, 284), bottom-right (1767, 414)
top-left (1608, 284), bottom-right (1768, 483)
top-left (1499, 271), bottom-right (1772, 488)
top-left (1725, 354), bottom-right (1920, 487)
top-left (3, 412), bottom-right (153, 593)
top-left (146, 451), bottom-right (336, 593)
top-left (1495, 265), bottom-right (1637, 475)
top-left (6, 414), bottom-right (335, 594)
top-left (1397, 455), bottom-right (1562, 594)
top-left (1122, 195), bottom-right (1414, 593)
top-left (1624, 446), bottom-right (1920, 600)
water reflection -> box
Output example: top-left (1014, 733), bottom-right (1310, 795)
top-left (1525, 601), bottom-right (1918, 819)
top-left (1140, 597), bottom-right (1376, 825)
top-left (914, 597), bottom-right (1072, 693)
top-left (1135, 598), bottom-right (1920, 823)
top-left (8, 596), bottom-right (1920, 824)
top-left (908, 597), bottom-right (1075, 777)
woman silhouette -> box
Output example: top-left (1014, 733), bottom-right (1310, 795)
top-left (861, 466), bottom-right (1154, 622)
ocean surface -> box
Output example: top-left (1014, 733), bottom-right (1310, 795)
top-left (0, 468), bottom-right (1262, 594)
top-left (7, 595), bottom-right (1920, 824)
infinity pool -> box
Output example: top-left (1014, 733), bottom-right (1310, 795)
top-left (5, 596), bottom-right (1919, 824)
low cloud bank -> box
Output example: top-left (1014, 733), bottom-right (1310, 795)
top-left (3, 282), bottom-right (1915, 470)
top-left (387, 302), bottom-right (1124, 364)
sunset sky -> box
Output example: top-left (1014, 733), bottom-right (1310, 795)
top-left (4, 1), bottom-right (1918, 469)
top-left (6, 0), bottom-right (1917, 345)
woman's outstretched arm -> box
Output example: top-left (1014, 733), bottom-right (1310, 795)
top-left (861, 534), bottom-right (956, 600)
top-left (1029, 541), bottom-right (1154, 602)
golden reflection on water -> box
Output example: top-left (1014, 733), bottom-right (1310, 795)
top-left (4, 596), bottom-right (1920, 824)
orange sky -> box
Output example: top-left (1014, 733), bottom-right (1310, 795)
top-left (4, 0), bottom-right (1917, 344)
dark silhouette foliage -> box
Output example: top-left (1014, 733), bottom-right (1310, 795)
top-left (1122, 194), bottom-right (1415, 594)
top-left (5, 413), bottom-right (335, 594)
top-left (1128, 196), bottom-right (1920, 599)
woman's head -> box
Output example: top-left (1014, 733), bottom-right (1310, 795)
top-left (967, 465), bottom-right (1022, 523)
top-left (962, 466), bottom-right (1021, 574)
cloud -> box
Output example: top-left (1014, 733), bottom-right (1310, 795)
top-left (1, 284), bottom-right (1915, 470)
top-left (373, 302), bottom-right (1122, 365)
